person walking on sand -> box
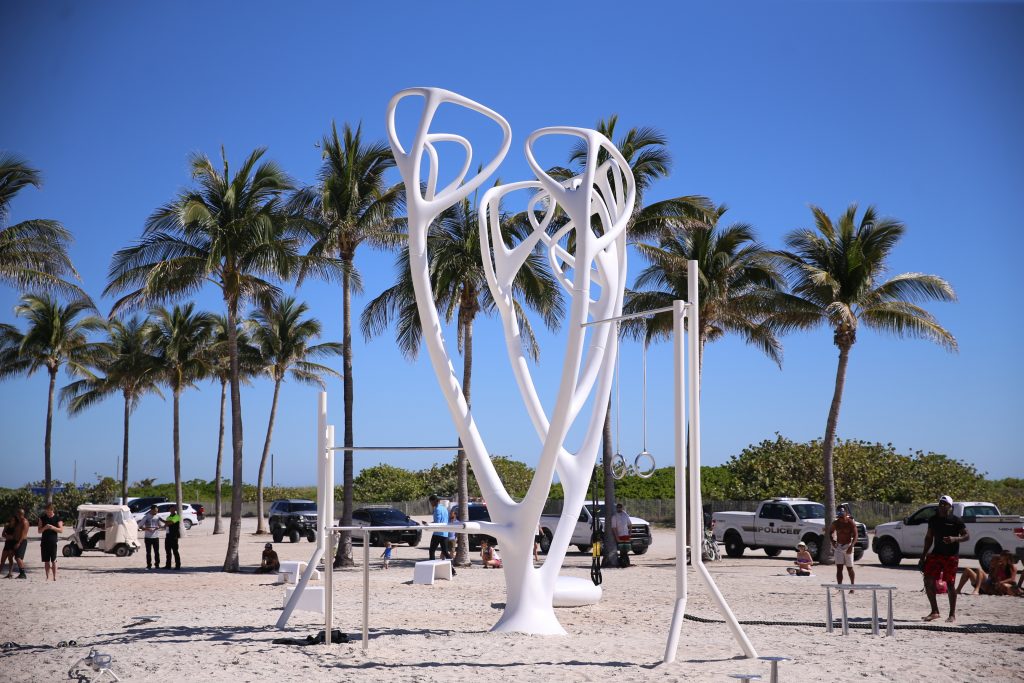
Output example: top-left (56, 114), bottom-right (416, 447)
top-left (921, 495), bottom-right (969, 623)
top-left (427, 495), bottom-right (455, 576)
top-left (37, 502), bottom-right (63, 581)
top-left (140, 505), bottom-right (164, 570)
top-left (611, 503), bottom-right (632, 568)
top-left (164, 506), bottom-right (182, 570)
top-left (380, 541), bottom-right (392, 570)
top-left (8, 508), bottom-right (30, 579)
top-left (829, 506), bottom-right (858, 589)
top-left (1, 514), bottom-right (17, 578)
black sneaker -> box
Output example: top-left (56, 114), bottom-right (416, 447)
top-left (16, 573), bottom-right (26, 579)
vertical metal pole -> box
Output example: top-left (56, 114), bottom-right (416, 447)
top-left (687, 259), bottom-right (758, 658)
top-left (663, 299), bottom-right (687, 664)
top-left (277, 392), bottom-right (328, 629)
top-left (324, 424), bottom-right (335, 645)
top-left (363, 529), bottom-right (370, 651)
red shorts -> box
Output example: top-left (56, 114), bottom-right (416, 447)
top-left (923, 554), bottom-right (958, 584)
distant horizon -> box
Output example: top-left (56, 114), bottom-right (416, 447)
top-left (2, 2), bottom-right (1021, 488)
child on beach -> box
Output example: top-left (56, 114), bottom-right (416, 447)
top-left (787, 541), bottom-right (814, 576)
top-left (380, 541), bottom-right (392, 570)
top-left (480, 539), bottom-right (502, 569)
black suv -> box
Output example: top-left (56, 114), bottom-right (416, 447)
top-left (351, 506), bottom-right (423, 547)
top-left (125, 497), bottom-right (169, 514)
top-left (465, 503), bottom-right (496, 551)
top-left (268, 499), bottom-right (318, 543)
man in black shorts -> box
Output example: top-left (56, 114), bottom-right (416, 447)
top-left (38, 502), bottom-right (64, 581)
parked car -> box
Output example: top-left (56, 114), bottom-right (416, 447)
top-left (713, 498), bottom-right (868, 561)
top-left (123, 497), bottom-right (169, 515)
top-left (131, 502), bottom-right (200, 531)
top-left (539, 502), bottom-right (653, 555)
top-left (464, 502), bottom-right (496, 550)
top-left (268, 499), bottom-right (318, 543)
top-left (873, 501), bottom-right (1024, 571)
top-left (351, 506), bottom-right (423, 547)
top-left (188, 503), bottom-right (206, 521)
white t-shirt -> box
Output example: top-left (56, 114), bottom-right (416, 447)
top-left (140, 513), bottom-right (163, 539)
top-left (611, 511), bottom-right (631, 540)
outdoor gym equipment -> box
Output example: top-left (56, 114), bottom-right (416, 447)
top-left (280, 88), bottom-right (755, 665)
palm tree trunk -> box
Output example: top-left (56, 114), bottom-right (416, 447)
top-left (255, 378), bottom-right (282, 534)
top-left (44, 368), bottom-right (56, 504)
top-left (173, 388), bottom-right (183, 517)
top-left (454, 314), bottom-right (473, 567)
top-left (601, 404), bottom-right (618, 567)
top-left (121, 393), bottom-right (130, 505)
top-left (819, 342), bottom-right (852, 564)
top-left (335, 263), bottom-right (355, 567)
top-left (213, 379), bottom-right (226, 534)
top-left (223, 301), bottom-right (245, 572)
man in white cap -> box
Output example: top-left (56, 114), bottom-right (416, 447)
top-left (921, 495), bottom-right (969, 623)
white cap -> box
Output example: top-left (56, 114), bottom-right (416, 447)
top-left (938, 495), bottom-right (953, 506)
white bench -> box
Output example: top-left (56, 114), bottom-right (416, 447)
top-left (277, 560), bottom-right (321, 585)
top-left (413, 559), bottom-right (453, 585)
top-left (283, 585), bottom-right (324, 614)
top-left (822, 583), bottom-right (897, 636)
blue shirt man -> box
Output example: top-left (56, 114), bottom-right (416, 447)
top-left (428, 495), bottom-right (454, 573)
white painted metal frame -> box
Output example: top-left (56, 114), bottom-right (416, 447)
top-left (662, 263), bottom-right (757, 663)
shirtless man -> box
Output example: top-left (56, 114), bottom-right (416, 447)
top-left (8, 508), bottom-right (30, 579)
top-left (257, 543), bottom-right (280, 574)
top-left (829, 506), bottom-right (858, 588)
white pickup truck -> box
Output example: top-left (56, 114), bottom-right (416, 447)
top-left (713, 498), bottom-right (868, 561)
top-left (872, 501), bottom-right (1024, 571)
top-left (539, 502), bottom-right (653, 555)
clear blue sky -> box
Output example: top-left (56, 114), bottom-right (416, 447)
top-left (2, 1), bottom-right (1021, 492)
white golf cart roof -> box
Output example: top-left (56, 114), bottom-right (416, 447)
top-left (76, 504), bottom-right (132, 513)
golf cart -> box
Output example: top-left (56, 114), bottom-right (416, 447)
top-left (62, 504), bottom-right (140, 558)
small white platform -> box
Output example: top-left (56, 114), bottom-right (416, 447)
top-left (283, 585), bottom-right (324, 614)
top-left (413, 559), bottom-right (453, 585)
top-left (278, 568), bottom-right (321, 585)
top-left (553, 575), bottom-right (602, 607)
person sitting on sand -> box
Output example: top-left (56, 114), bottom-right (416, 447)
top-left (480, 539), bottom-right (502, 569)
top-left (956, 550), bottom-right (1021, 596)
top-left (787, 541), bottom-right (814, 576)
top-left (257, 543), bottom-right (280, 574)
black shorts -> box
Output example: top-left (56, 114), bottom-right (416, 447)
top-left (15, 540), bottom-right (27, 560)
top-left (41, 541), bottom-right (58, 563)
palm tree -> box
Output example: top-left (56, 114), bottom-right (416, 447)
top-left (624, 204), bottom-right (791, 368)
top-left (247, 296), bottom-right (342, 534)
top-left (0, 153), bottom-right (84, 296)
top-left (207, 314), bottom-right (260, 534)
top-left (554, 117), bottom-right (712, 567)
top-left (105, 145), bottom-right (310, 571)
top-left (291, 122), bottom-right (403, 567)
top-left (0, 294), bottom-right (106, 502)
top-left (60, 316), bottom-right (163, 505)
top-left (146, 304), bottom-right (215, 515)
top-left (362, 191), bottom-right (563, 566)
top-left (773, 204), bottom-right (957, 557)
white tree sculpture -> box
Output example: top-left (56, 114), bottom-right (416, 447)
top-left (386, 87), bottom-right (635, 634)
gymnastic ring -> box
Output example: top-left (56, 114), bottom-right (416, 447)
top-left (610, 453), bottom-right (628, 480)
top-left (633, 450), bottom-right (656, 478)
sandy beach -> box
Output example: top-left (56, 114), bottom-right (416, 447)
top-left (3, 519), bottom-right (1022, 682)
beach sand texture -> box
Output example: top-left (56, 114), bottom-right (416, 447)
top-left (3, 520), bottom-right (1022, 682)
